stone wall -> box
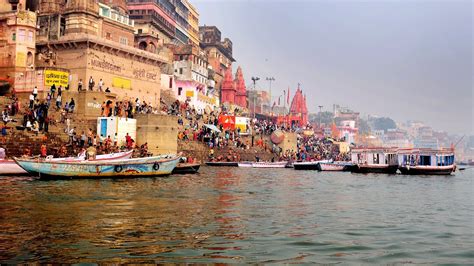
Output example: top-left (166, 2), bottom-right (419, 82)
top-left (136, 114), bottom-right (178, 155)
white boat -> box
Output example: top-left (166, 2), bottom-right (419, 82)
top-left (293, 160), bottom-right (330, 170)
top-left (351, 148), bottom-right (399, 174)
top-left (237, 161), bottom-right (253, 167)
top-left (0, 150), bottom-right (133, 175)
top-left (319, 161), bottom-right (354, 171)
top-left (251, 161), bottom-right (288, 168)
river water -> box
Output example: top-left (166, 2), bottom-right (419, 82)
top-left (0, 167), bottom-right (473, 264)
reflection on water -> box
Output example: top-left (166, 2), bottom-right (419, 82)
top-left (0, 168), bottom-right (473, 263)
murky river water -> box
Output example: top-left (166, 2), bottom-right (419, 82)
top-left (0, 167), bottom-right (473, 264)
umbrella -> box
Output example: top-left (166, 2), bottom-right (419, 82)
top-left (204, 124), bottom-right (221, 133)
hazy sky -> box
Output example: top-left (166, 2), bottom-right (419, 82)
top-left (195, 0), bottom-right (472, 134)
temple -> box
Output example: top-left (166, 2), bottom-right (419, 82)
top-left (234, 66), bottom-right (247, 108)
top-left (220, 66), bottom-right (235, 105)
top-left (288, 85), bottom-right (308, 126)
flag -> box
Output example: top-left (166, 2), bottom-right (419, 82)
top-left (287, 87), bottom-right (290, 104)
top-left (278, 96), bottom-right (280, 105)
top-left (272, 101), bottom-right (276, 109)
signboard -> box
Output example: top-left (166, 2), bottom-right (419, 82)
top-left (235, 116), bottom-right (249, 132)
top-left (186, 90), bottom-right (194, 97)
top-left (112, 77), bottom-right (131, 89)
top-left (16, 52), bottom-right (26, 67)
top-left (44, 69), bottom-right (69, 87)
top-left (218, 115), bottom-right (236, 130)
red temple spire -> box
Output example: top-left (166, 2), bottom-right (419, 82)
top-left (221, 66), bottom-right (236, 105)
top-left (234, 66), bottom-right (247, 108)
top-left (289, 86), bottom-right (308, 126)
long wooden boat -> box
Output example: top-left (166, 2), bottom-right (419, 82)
top-left (293, 160), bottom-right (329, 170)
top-left (351, 147), bottom-right (399, 174)
top-left (14, 154), bottom-right (179, 179)
top-left (0, 151), bottom-right (133, 175)
top-left (251, 161), bottom-right (288, 168)
top-left (205, 161), bottom-right (239, 167)
top-left (172, 163), bottom-right (201, 174)
top-left (319, 161), bottom-right (354, 171)
top-left (398, 148), bottom-right (456, 175)
top-left (237, 162), bottom-right (253, 167)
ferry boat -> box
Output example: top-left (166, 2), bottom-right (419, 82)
top-left (237, 161), bottom-right (253, 167)
top-left (319, 161), bottom-right (354, 171)
top-left (351, 147), bottom-right (399, 174)
top-left (14, 154), bottom-right (179, 179)
top-left (0, 150), bottom-right (133, 175)
top-left (397, 148), bottom-right (456, 175)
top-left (293, 160), bottom-right (330, 170)
top-left (172, 163), bottom-right (201, 174)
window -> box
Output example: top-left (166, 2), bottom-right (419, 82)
top-left (119, 37), bottom-right (128, 45)
top-left (179, 68), bottom-right (183, 74)
top-left (178, 87), bottom-right (182, 96)
top-left (169, 77), bottom-right (173, 88)
top-left (18, 29), bottom-right (26, 42)
top-left (106, 32), bottom-right (111, 40)
top-left (12, 32), bottom-right (16, 41)
top-left (28, 31), bottom-right (33, 42)
top-left (137, 29), bottom-right (142, 34)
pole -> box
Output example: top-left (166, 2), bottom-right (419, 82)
top-left (318, 105), bottom-right (323, 129)
top-left (251, 77), bottom-right (259, 119)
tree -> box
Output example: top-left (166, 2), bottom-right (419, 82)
top-left (372, 117), bottom-right (397, 132)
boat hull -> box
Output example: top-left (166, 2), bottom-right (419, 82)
top-left (251, 161), bottom-right (288, 168)
top-left (205, 162), bottom-right (239, 167)
top-left (0, 160), bottom-right (28, 175)
top-left (14, 155), bottom-right (179, 179)
top-left (319, 162), bottom-right (354, 171)
top-left (399, 165), bottom-right (455, 175)
top-left (172, 163), bottom-right (201, 174)
top-left (352, 164), bottom-right (398, 174)
top-left (293, 162), bottom-right (320, 170)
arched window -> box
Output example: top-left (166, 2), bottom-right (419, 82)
top-left (138, 41), bottom-right (147, 50)
top-left (26, 51), bottom-right (34, 66)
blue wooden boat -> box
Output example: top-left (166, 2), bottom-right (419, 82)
top-left (14, 154), bottom-right (179, 179)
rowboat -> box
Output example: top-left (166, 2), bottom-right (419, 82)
top-left (205, 161), bottom-right (239, 167)
top-left (0, 151), bottom-right (133, 175)
top-left (172, 163), bottom-right (201, 174)
top-left (251, 161), bottom-right (288, 168)
top-left (14, 154), bottom-right (179, 179)
top-left (293, 160), bottom-right (330, 170)
top-left (319, 161), bottom-right (354, 171)
top-left (237, 161), bottom-right (253, 167)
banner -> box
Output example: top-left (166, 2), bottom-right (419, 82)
top-left (112, 77), bottom-right (131, 89)
top-left (44, 69), bottom-right (69, 87)
top-left (218, 115), bottom-right (236, 130)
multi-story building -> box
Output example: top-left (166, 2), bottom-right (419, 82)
top-left (183, 0), bottom-right (199, 47)
top-left (199, 25), bottom-right (234, 103)
top-left (128, 0), bottom-right (193, 45)
top-left (169, 44), bottom-right (218, 111)
top-left (0, 0), bottom-right (37, 93)
top-left (29, 0), bottom-right (171, 109)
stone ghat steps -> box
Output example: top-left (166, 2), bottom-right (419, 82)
top-left (1, 131), bottom-right (69, 157)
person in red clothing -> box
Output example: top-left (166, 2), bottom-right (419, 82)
top-left (125, 133), bottom-right (132, 149)
top-left (40, 144), bottom-right (47, 157)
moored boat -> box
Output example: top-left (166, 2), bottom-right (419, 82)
top-left (237, 161), bottom-right (253, 167)
top-left (351, 147), bottom-right (399, 174)
top-left (293, 160), bottom-right (329, 170)
top-left (0, 150), bottom-right (133, 176)
top-left (319, 161), bottom-right (354, 171)
top-left (397, 148), bottom-right (456, 175)
top-left (205, 161), bottom-right (239, 167)
top-left (251, 161), bottom-right (288, 168)
top-left (14, 154), bottom-right (179, 179)
top-left (172, 163), bottom-right (201, 174)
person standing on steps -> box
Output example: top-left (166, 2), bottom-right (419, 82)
top-left (78, 79), bottom-right (83, 91)
top-left (88, 76), bottom-right (94, 91)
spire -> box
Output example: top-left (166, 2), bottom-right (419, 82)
top-left (221, 66), bottom-right (236, 104)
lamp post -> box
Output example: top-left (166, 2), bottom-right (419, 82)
top-left (251, 76), bottom-right (259, 118)
top-left (318, 105), bottom-right (323, 129)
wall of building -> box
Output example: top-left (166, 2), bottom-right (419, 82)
top-left (136, 114), bottom-right (178, 155)
top-left (100, 19), bottom-right (134, 46)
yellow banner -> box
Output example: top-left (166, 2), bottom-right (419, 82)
top-left (197, 93), bottom-right (216, 104)
top-left (112, 77), bottom-right (131, 89)
top-left (44, 69), bottom-right (69, 87)
top-left (16, 52), bottom-right (26, 67)
top-left (186, 90), bottom-right (194, 97)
